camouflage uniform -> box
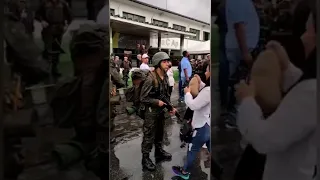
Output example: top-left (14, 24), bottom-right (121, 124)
top-left (7, 0), bottom-right (35, 37)
top-left (140, 52), bottom-right (172, 171)
top-left (121, 60), bottom-right (132, 87)
top-left (4, 6), bottom-right (50, 85)
top-left (68, 23), bottom-right (112, 180)
top-left (3, 4), bottom-right (50, 178)
top-left (110, 61), bottom-right (125, 131)
top-left (35, 0), bottom-right (72, 77)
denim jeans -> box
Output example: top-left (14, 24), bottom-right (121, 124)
top-left (184, 123), bottom-right (211, 171)
top-left (218, 47), bottom-right (229, 109)
top-left (226, 49), bottom-right (242, 115)
top-left (180, 77), bottom-right (189, 100)
top-left (178, 76), bottom-right (183, 99)
top-left (225, 49), bottom-right (251, 123)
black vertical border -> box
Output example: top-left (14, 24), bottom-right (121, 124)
top-left (0, 0), bottom-right (5, 179)
top-left (316, 0), bottom-right (320, 179)
top-left (105, 1), bottom-right (111, 179)
top-left (210, 1), bottom-right (217, 180)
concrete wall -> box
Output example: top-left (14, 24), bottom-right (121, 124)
top-left (110, 0), bottom-right (211, 41)
top-left (183, 39), bottom-right (203, 50)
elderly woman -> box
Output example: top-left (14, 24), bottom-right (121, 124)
top-left (235, 3), bottom-right (317, 180)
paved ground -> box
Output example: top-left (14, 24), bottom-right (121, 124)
top-left (110, 85), bottom-right (211, 180)
top-left (110, 68), bottom-right (243, 180)
top-left (210, 70), bottom-right (243, 180)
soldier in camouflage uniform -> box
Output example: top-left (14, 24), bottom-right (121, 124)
top-left (67, 23), bottom-right (115, 180)
top-left (121, 56), bottom-right (132, 87)
top-left (3, 2), bottom-right (50, 178)
top-left (35, 0), bottom-right (72, 77)
top-left (139, 52), bottom-right (177, 171)
top-left (8, 0), bottom-right (35, 37)
top-left (110, 60), bottom-right (125, 131)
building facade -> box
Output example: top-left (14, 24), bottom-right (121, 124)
top-left (109, 0), bottom-right (211, 57)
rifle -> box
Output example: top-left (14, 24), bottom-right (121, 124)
top-left (159, 94), bottom-right (181, 121)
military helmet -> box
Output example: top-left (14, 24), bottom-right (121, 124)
top-left (131, 69), bottom-right (147, 81)
top-left (152, 52), bottom-right (170, 67)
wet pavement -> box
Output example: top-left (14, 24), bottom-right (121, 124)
top-left (14, 67), bottom-right (243, 180)
top-left (110, 67), bottom-right (244, 180)
top-left (211, 69), bottom-right (243, 180)
top-left (110, 85), bottom-right (211, 180)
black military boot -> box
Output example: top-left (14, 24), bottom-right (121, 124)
top-left (155, 147), bottom-right (172, 163)
top-left (142, 153), bottom-right (156, 171)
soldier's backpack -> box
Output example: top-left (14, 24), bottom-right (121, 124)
top-left (125, 70), bottom-right (159, 118)
top-left (125, 70), bottom-right (151, 103)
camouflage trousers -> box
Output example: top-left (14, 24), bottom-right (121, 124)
top-left (122, 71), bottom-right (129, 87)
top-left (41, 28), bottom-right (63, 74)
top-left (141, 108), bottom-right (167, 154)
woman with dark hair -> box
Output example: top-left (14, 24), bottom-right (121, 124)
top-left (172, 67), bottom-right (212, 179)
top-left (235, 2), bottom-right (317, 180)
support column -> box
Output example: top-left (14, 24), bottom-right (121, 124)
top-left (158, 32), bottom-right (161, 52)
top-left (0, 41), bottom-right (4, 180)
top-left (110, 26), bottom-right (113, 55)
top-left (316, 0), bottom-right (320, 177)
top-left (180, 34), bottom-right (185, 55)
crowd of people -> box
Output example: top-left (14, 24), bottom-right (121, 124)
top-left (121, 49), bottom-right (212, 179)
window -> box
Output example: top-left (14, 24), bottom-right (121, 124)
top-left (152, 19), bottom-right (168, 27)
top-left (110, 9), bottom-right (115, 15)
top-left (190, 28), bottom-right (200, 40)
top-left (173, 24), bottom-right (186, 31)
top-left (203, 31), bottom-right (210, 41)
top-left (122, 12), bottom-right (146, 22)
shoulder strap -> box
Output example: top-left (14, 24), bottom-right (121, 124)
top-left (150, 71), bottom-right (159, 88)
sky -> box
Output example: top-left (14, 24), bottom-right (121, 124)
top-left (137, 0), bottom-right (211, 23)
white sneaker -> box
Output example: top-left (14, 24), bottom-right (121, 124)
top-left (202, 144), bottom-right (207, 148)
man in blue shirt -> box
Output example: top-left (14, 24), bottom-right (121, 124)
top-left (224, 0), bottom-right (259, 127)
top-left (179, 51), bottom-right (192, 101)
top-left (178, 60), bottom-right (183, 101)
top-left (215, 0), bottom-right (229, 127)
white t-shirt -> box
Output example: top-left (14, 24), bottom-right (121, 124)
top-left (167, 68), bottom-right (175, 87)
top-left (140, 63), bottom-right (150, 70)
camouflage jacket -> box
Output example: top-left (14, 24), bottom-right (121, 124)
top-left (35, 0), bottom-right (72, 25)
top-left (110, 62), bottom-right (125, 91)
top-left (140, 71), bottom-right (170, 110)
top-left (121, 60), bottom-right (132, 73)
